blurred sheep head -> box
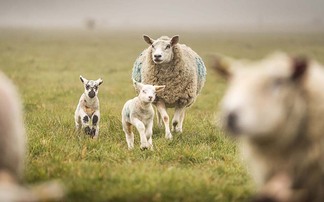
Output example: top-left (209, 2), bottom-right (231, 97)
top-left (213, 52), bottom-right (309, 143)
top-left (143, 34), bottom-right (179, 64)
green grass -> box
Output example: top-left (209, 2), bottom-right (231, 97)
top-left (1, 28), bottom-right (324, 201)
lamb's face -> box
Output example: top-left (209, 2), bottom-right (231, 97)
top-left (139, 85), bottom-right (157, 103)
top-left (143, 35), bottom-right (179, 65)
top-left (80, 76), bottom-right (103, 99)
top-left (133, 81), bottom-right (165, 104)
top-left (216, 53), bottom-right (308, 141)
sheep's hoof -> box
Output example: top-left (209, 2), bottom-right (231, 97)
top-left (251, 194), bottom-right (278, 202)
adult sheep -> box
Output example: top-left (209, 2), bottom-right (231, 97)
top-left (213, 52), bottom-right (324, 202)
top-left (132, 35), bottom-right (206, 139)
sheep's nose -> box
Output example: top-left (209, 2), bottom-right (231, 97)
top-left (88, 90), bottom-right (95, 98)
top-left (154, 54), bottom-right (162, 58)
top-left (226, 111), bottom-right (240, 134)
top-left (148, 96), bottom-right (153, 100)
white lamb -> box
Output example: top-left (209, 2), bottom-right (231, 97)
top-left (122, 81), bottom-right (165, 150)
top-left (132, 35), bottom-right (206, 139)
top-left (213, 52), bottom-right (324, 202)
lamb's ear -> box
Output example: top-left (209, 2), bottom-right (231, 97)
top-left (80, 75), bottom-right (88, 84)
top-left (133, 80), bottom-right (144, 91)
top-left (97, 78), bottom-right (103, 85)
top-left (143, 35), bottom-right (154, 45)
top-left (211, 55), bottom-right (232, 80)
top-left (154, 85), bottom-right (165, 92)
top-left (291, 56), bottom-right (308, 81)
top-left (170, 35), bottom-right (179, 46)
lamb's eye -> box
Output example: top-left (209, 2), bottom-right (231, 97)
top-left (142, 90), bottom-right (147, 94)
top-left (94, 86), bottom-right (98, 90)
top-left (152, 45), bottom-right (155, 49)
top-left (86, 85), bottom-right (90, 90)
top-left (165, 44), bottom-right (171, 49)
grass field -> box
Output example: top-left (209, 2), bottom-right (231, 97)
top-left (1, 28), bottom-right (324, 201)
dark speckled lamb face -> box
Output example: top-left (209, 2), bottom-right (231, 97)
top-left (143, 35), bottom-right (179, 64)
top-left (80, 75), bottom-right (103, 99)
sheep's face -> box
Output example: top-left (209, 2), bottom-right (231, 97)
top-left (215, 53), bottom-right (308, 142)
top-left (143, 35), bottom-right (179, 64)
top-left (133, 81), bottom-right (165, 104)
top-left (80, 76), bottom-right (103, 99)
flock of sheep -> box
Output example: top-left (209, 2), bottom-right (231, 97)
top-left (0, 34), bottom-right (324, 201)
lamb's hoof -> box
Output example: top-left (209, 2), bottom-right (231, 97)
top-left (165, 133), bottom-right (173, 140)
top-left (140, 146), bottom-right (148, 151)
top-left (140, 143), bottom-right (149, 150)
top-left (128, 146), bottom-right (134, 151)
top-left (84, 126), bottom-right (91, 135)
top-left (90, 128), bottom-right (96, 138)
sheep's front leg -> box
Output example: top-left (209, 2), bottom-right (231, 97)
top-left (79, 110), bottom-right (91, 135)
top-left (172, 107), bottom-right (186, 133)
top-left (145, 120), bottom-right (154, 150)
top-left (156, 108), bottom-right (163, 129)
top-left (90, 111), bottom-right (100, 139)
top-left (133, 118), bottom-right (149, 150)
top-left (156, 101), bottom-right (172, 140)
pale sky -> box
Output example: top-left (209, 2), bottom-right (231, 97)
top-left (0, 0), bottom-right (323, 31)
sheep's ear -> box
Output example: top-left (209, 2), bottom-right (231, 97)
top-left (170, 35), bottom-right (179, 46)
top-left (211, 55), bottom-right (232, 80)
top-left (133, 80), bottom-right (144, 91)
top-left (97, 78), bottom-right (103, 85)
top-left (143, 35), bottom-right (154, 45)
top-left (291, 56), bottom-right (308, 81)
top-left (154, 85), bottom-right (165, 92)
top-left (80, 75), bottom-right (88, 84)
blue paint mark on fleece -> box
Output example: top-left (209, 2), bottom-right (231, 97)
top-left (132, 54), bottom-right (143, 83)
top-left (196, 57), bottom-right (207, 82)
top-left (125, 105), bottom-right (130, 119)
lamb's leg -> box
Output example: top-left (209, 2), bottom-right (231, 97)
top-left (122, 121), bottom-right (134, 150)
top-left (79, 110), bottom-right (91, 135)
top-left (172, 107), bottom-right (186, 133)
top-left (145, 121), bottom-right (154, 150)
top-left (133, 118), bottom-right (149, 150)
top-left (156, 101), bottom-right (172, 140)
top-left (74, 108), bottom-right (82, 131)
top-left (90, 111), bottom-right (100, 139)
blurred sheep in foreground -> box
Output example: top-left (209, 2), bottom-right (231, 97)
top-left (0, 71), bottom-right (64, 201)
top-left (213, 52), bottom-right (324, 202)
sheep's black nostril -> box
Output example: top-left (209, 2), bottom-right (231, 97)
top-left (154, 54), bottom-right (162, 58)
top-left (227, 111), bottom-right (240, 134)
top-left (148, 96), bottom-right (153, 101)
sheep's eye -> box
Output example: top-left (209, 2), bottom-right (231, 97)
top-left (270, 78), bottom-right (287, 92)
top-left (94, 86), bottom-right (98, 90)
top-left (165, 44), bottom-right (171, 49)
top-left (142, 90), bottom-right (147, 94)
top-left (152, 45), bottom-right (155, 49)
top-left (86, 85), bottom-right (90, 90)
